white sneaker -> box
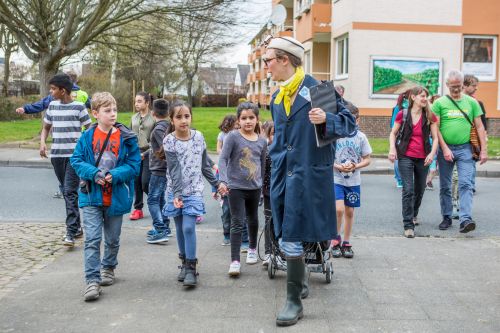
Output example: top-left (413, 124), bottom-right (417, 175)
top-left (228, 261), bottom-right (241, 276)
top-left (246, 249), bottom-right (258, 265)
top-left (262, 254), bottom-right (271, 267)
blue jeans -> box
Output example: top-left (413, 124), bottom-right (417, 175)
top-left (279, 239), bottom-right (304, 257)
top-left (174, 215), bottom-right (197, 260)
top-left (394, 159), bottom-right (402, 184)
top-left (82, 206), bottom-right (123, 284)
top-left (438, 144), bottom-right (475, 223)
top-left (147, 175), bottom-right (171, 234)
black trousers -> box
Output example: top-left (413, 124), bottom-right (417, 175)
top-left (228, 189), bottom-right (260, 262)
top-left (133, 152), bottom-right (150, 210)
top-left (51, 157), bottom-right (81, 236)
top-left (398, 156), bottom-right (429, 230)
top-left (263, 195), bottom-right (272, 255)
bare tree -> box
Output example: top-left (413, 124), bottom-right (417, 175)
top-left (0, 0), bottom-right (226, 96)
top-left (166, 1), bottom-right (238, 105)
top-left (0, 24), bottom-right (18, 96)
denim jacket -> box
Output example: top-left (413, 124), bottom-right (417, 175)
top-left (70, 123), bottom-right (141, 216)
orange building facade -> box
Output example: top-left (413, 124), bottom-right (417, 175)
top-left (247, 0), bottom-right (500, 136)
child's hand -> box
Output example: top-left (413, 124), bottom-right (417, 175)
top-left (218, 183), bottom-right (228, 196)
top-left (173, 197), bottom-right (183, 208)
top-left (39, 143), bottom-right (48, 158)
top-left (344, 162), bottom-right (355, 172)
top-left (96, 178), bottom-right (106, 186)
top-left (105, 174), bottom-right (113, 183)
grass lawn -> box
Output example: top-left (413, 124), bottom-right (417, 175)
top-left (1, 108), bottom-right (499, 157)
top-left (0, 107), bottom-right (273, 151)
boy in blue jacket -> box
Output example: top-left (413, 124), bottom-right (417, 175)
top-left (71, 92), bottom-right (140, 302)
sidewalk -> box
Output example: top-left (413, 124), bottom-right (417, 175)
top-left (2, 147), bottom-right (500, 177)
top-left (0, 225), bottom-right (499, 332)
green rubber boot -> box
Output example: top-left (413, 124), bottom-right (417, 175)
top-left (276, 256), bottom-right (304, 326)
top-left (301, 264), bottom-right (309, 299)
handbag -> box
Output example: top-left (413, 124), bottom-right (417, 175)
top-left (445, 95), bottom-right (481, 161)
top-left (79, 128), bottom-right (113, 194)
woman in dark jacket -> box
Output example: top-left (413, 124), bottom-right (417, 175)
top-left (263, 36), bottom-right (356, 326)
top-left (389, 86), bottom-right (439, 238)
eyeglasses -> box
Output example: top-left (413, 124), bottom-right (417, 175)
top-left (263, 57), bottom-right (277, 66)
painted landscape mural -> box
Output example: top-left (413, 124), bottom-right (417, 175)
top-left (371, 58), bottom-right (441, 97)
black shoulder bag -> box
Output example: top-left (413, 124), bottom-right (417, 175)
top-left (79, 128), bottom-right (113, 194)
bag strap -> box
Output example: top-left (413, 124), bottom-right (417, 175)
top-left (446, 95), bottom-right (474, 127)
top-left (95, 128), bottom-right (113, 167)
top-left (397, 109), bottom-right (408, 136)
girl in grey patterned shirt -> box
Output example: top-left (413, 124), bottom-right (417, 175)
top-left (162, 101), bottom-right (225, 288)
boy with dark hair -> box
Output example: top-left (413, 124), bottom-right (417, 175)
top-left (41, 73), bottom-right (92, 246)
top-left (146, 99), bottom-right (172, 244)
top-left (71, 92), bottom-right (140, 301)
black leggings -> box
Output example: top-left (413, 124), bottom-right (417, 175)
top-left (228, 189), bottom-right (260, 262)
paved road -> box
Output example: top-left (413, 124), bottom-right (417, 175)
top-left (2, 166), bottom-right (499, 238)
top-left (1, 166), bottom-right (500, 332)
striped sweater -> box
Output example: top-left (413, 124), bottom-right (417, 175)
top-left (43, 100), bottom-right (92, 157)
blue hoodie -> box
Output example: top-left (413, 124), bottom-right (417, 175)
top-left (23, 84), bottom-right (91, 114)
top-left (70, 123), bottom-right (141, 216)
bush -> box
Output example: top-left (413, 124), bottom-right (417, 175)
top-left (200, 94), bottom-right (247, 107)
top-left (78, 73), bottom-right (132, 112)
top-left (0, 95), bottom-right (43, 121)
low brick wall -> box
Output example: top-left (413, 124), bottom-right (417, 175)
top-left (358, 116), bottom-right (391, 138)
top-left (487, 118), bottom-right (500, 136)
top-left (359, 116), bottom-right (500, 138)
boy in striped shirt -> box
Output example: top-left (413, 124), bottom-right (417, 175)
top-left (40, 74), bottom-right (92, 246)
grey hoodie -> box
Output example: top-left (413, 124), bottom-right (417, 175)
top-left (149, 120), bottom-right (170, 176)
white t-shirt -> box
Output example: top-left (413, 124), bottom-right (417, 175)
top-left (333, 131), bottom-right (372, 187)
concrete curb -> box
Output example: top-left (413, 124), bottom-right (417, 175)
top-left (2, 158), bottom-right (500, 178)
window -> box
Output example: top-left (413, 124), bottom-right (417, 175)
top-left (304, 51), bottom-right (311, 74)
top-left (462, 35), bottom-right (497, 81)
top-left (335, 35), bottom-right (349, 79)
top-left (295, 0), bottom-right (311, 18)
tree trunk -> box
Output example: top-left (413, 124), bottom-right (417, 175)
top-left (38, 56), bottom-right (60, 97)
top-left (2, 47), bottom-right (11, 97)
top-left (186, 76), bottom-right (193, 106)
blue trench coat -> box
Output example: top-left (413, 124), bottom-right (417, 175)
top-left (269, 75), bottom-right (357, 242)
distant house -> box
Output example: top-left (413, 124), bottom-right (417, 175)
top-left (197, 66), bottom-right (237, 95)
top-left (234, 64), bottom-right (250, 94)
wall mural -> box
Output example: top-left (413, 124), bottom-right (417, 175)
top-left (369, 56), bottom-right (442, 99)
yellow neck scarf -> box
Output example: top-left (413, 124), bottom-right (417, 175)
top-left (274, 66), bottom-right (305, 116)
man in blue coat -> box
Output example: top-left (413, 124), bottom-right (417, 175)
top-left (263, 36), bottom-right (356, 326)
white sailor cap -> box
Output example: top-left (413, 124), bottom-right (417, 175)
top-left (267, 36), bottom-right (305, 60)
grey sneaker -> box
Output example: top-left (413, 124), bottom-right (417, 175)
top-left (246, 249), bottom-right (258, 264)
top-left (63, 235), bottom-right (75, 247)
top-left (100, 268), bottom-right (115, 286)
top-left (83, 282), bottom-right (101, 302)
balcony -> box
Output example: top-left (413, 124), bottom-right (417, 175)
top-left (295, 2), bottom-right (332, 43)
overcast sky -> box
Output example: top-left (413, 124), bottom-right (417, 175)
top-left (3, 0), bottom-right (272, 70)
top-left (218, 0), bottom-right (271, 66)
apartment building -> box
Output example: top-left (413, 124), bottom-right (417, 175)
top-left (331, 0), bottom-right (500, 136)
top-left (248, 0), bottom-right (500, 135)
